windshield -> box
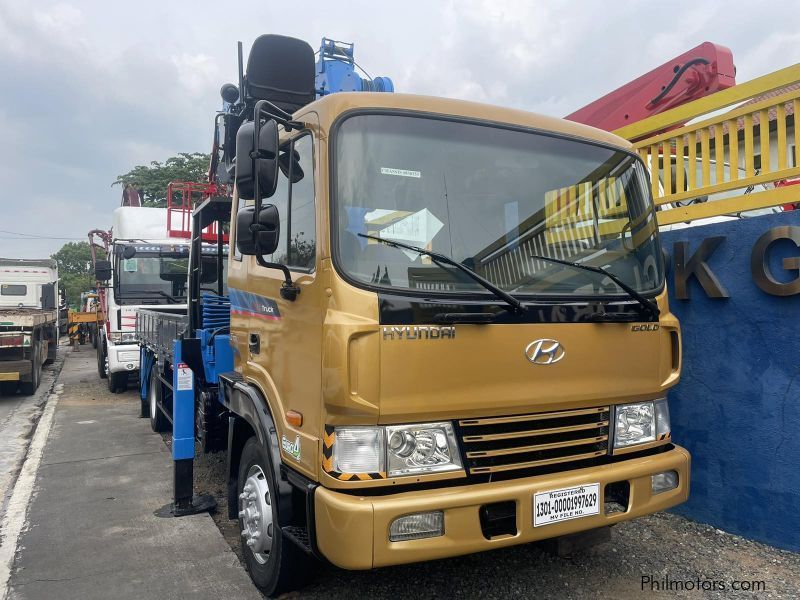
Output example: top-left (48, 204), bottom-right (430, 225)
top-left (334, 114), bottom-right (663, 297)
top-left (114, 252), bottom-right (188, 304)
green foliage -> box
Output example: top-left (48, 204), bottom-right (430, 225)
top-left (113, 152), bottom-right (210, 207)
top-left (59, 273), bottom-right (94, 309)
top-left (51, 242), bottom-right (104, 308)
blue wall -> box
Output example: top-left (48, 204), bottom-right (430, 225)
top-left (660, 210), bottom-right (800, 552)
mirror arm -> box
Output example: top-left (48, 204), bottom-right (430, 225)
top-left (254, 254), bottom-right (300, 301)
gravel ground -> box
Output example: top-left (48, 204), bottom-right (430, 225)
top-left (183, 444), bottom-right (800, 599)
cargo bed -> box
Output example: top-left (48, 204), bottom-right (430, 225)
top-left (136, 307), bottom-right (188, 363)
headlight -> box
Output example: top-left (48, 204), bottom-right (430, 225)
top-left (386, 423), bottom-right (462, 477)
top-left (332, 422), bottom-right (463, 478)
top-left (613, 399), bottom-right (670, 449)
top-left (109, 332), bottom-right (137, 344)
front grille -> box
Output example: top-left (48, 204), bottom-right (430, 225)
top-left (457, 406), bottom-right (610, 477)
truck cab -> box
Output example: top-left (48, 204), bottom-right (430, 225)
top-left (0, 259), bottom-right (59, 394)
top-left (218, 62), bottom-right (689, 595)
top-left (96, 207), bottom-right (191, 392)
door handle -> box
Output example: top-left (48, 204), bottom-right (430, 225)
top-left (248, 333), bottom-right (260, 355)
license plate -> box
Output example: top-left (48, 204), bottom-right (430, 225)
top-left (533, 483), bottom-right (600, 527)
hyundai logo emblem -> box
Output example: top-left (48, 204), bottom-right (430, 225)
top-left (525, 339), bottom-right (565, 365)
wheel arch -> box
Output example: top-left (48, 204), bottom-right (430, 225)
top-left (223, 379), bottom-right (293, 524)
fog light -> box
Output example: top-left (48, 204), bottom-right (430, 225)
top-left (651, 470), bottom-right (678, 494)
top-left (389, 511), bottom-right (444, 542)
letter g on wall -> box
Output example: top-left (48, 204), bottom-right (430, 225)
top-left (751, 226), bottom-right (800, 296)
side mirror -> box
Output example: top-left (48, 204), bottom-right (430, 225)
top-left (41, 283), bottom-right (56, 310)
top-left (235, 119), bottom-right (279, 200)
top-left (236, 204), bottom-right (280, 256)
top-left (95, 259), bottom-right (112, 282)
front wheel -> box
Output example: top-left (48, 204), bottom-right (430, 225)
top-left (21, 351), bottom-right (41, 396)
top-left (97, 341), bottom-right (107, 379)
top-left (108, 370), bottom-right (127, 393)
top-left (238, 437), bottom-right (310, 596)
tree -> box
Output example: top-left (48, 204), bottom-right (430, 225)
top-left (51, 242), bottom-right (103, 308)
top-left (113, 152), bottom-right (210, 207)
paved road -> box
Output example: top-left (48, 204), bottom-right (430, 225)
top-left (0, 345), bottom-right (64, 520)
top-left (4, 346), bottom-right (259, 600)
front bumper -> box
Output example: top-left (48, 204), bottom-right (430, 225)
top-left (106, 342), bottom-right (140, 374)
top-left (314, 445), bottom-right (690, 569)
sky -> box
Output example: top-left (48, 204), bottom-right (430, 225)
top-left (1, 0), bottom-right (799, 258)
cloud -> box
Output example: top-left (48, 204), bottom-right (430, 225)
top-left (1, 0), bottom-right (799, 260)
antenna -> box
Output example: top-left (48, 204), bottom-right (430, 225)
top-left (237, 41), bottom-right (244, 102)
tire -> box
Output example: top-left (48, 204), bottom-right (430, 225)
top-left (148, 368), bottom-right (168, 432)
top-left (196, 389), bottom-right (225, 453)
top-left (139, 382), bottom-right (150, 418)
top-left (238, 437), bottom-right (310, 596)
top-left (21, 349), bottom-right (41, 396)
top-left (97, 341), bottom-right (107, 379)
top-left (108, 370), bottom-right (127, 393)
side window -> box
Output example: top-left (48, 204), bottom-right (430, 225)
top-left (233, 133), bottom-right (315, 270)
top-left (264, 147), bottom-right (290, 264)
top-left (286, 135), bottom-right (316, 270)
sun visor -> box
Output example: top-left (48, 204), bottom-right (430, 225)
top-left (246, 34), bottom-right (316, 114)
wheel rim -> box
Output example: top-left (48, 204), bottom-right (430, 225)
top-left (149, 374), bottom-right (157, 417)
top-left (239, 465), bottom-right (273, 564)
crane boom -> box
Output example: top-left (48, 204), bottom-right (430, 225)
top-left (566, 41), bottom-right (735, 131)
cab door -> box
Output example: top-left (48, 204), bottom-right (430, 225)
top-left (233, 125), bottom-right (323, 479)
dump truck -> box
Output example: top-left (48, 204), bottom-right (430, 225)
top-left (137, 35), bottom-right (690, 597)
top-left (0, 258), bottom-right (59, 394)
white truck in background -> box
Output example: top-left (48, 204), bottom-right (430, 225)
top-left (0, 259), bottom-right (59, 395)
top-left (92, 206), bottom-right (190, 393)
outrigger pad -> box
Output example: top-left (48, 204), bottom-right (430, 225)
top-left (246, 34), bottom-right (316, 113)
top-left (154, 494), bottom-right (217, 518)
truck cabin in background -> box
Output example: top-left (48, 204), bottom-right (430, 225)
top-left (0, 259), bottom-right (59, 395)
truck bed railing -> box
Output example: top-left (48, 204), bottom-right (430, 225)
top-left (136, 308), bottom-right (188, 361)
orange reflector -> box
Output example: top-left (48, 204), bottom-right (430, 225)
top-left (286, 410), bottom-right (303, 427)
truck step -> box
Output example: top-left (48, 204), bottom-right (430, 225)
top-left (281, 525), bottom-right (312, 554)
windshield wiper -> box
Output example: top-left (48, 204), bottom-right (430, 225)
top-left (530, 254), bottom-right (660, 320)
top-left (358, 234), bottom-right (523, 314)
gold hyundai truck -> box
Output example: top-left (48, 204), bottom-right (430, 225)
top-left (209, 34), bottom-right (689, 597)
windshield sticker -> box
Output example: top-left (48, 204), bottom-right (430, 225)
top-left (229, 288), bottom-right (281, 320)
top-left (123, 258), bottom-right (138, 272)
top-left (378, 208), bottom-right (444, 260)
top-left (345, 207), bottom-right (415, 249)
top-left (380, 167), bottom-right (421, 178)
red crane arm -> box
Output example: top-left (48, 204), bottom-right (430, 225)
top-left (565, 42), bottom-right (736, 131)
